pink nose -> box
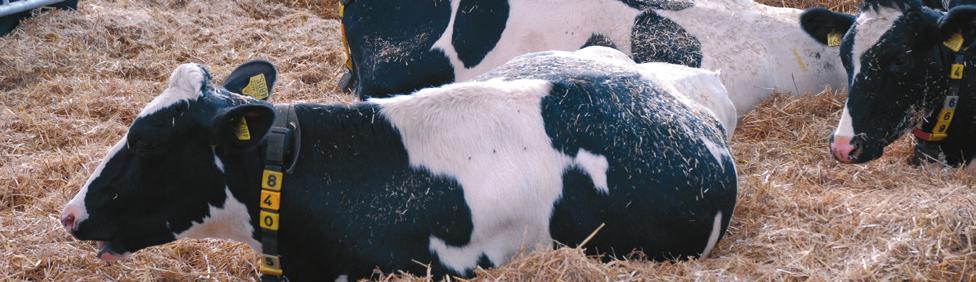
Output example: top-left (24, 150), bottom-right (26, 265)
top-left (62, 213), bottom-right (77, 231)
top-left (830, 136), bottom-right (855, 163)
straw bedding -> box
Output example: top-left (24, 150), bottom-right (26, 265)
top-left (0, 0), bottom-right (972, 280)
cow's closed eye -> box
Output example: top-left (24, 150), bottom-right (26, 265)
top-left (887, 54), bottom-right (913, 73)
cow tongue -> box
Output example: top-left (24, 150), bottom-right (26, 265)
top-left (95, 241), bottom-right (124, 262)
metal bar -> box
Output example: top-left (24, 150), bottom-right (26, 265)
top-left (0, 0), bottom-right (67, 17)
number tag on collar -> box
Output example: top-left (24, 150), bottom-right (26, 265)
top-left (827, 31), bottom-right (842, 47)
top-left (262, 170), bottom-right (283, 191)
top-left (241, 74), bottom-right (270, 100)
top-left (951, 64), bottom-right (965, 79)
top-left (260, 210), bottom-right (280, 231)
top-left (260, 254), bottom-right (283, 276)
top-left (236, 118), bottom-right (251, 141)
top-left (260, 190), bottom-right (281, 210)
top-left (944, 32), bottom-right (964, 52)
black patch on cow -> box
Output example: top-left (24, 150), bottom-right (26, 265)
top-left (631, 10), bottom-right (703, 67)
top-left (342, 0), bottom-right (456, 99)
top-left (582, 33), bottom-right (618, 49)
top-left (617, 0), bottom-right (694, 10)
top-left (451, 0), bottom-right (510, 68)
top-left (476, 52), bottom-right (737, 261)
top-left (268, 103), bottom-right (477, 280)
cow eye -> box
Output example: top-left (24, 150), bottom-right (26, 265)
top-left (887, 54), bottom-right (911, 73)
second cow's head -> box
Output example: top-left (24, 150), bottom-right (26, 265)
top-left (801, 0), bottom-right (976, 163)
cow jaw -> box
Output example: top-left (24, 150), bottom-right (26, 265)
top-left (172, 188), bottom-right (261, 250)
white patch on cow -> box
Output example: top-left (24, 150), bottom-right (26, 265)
top-left (834, 105), bottom-right (856, 138)
top-left (213, 148), bottom-right (225, 172)
top-left (851, 7), bottom-right (902, 82)
top-left (700, 137), bottom-right (729, 169)
top-left (655, 0), bottom-right (848, 115)
top-left (374, 48), bottom-right (733, 273)
top-left (375, 79), bottom-right (569, 273)
top-left (174, 189), bottom-right (260, 250)
top-left (335, 274), bottom-right (349, 282)
top-left (635, 62), bottom-right (737, 138)
top-left (138, 63), bottom-right (207, 118)
top-left (63, 139), bottom-right (127, 228)
top-left (431, 0), bottom-right (641, 82)
top-left (700, 211), bottom-right (723, 258)
top-left (574, 149), bottom-right (610, 194)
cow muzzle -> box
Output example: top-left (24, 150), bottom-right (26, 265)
top-left (60, 204), bottom-right (86, 234)
top-left (829, 135), bottom-right (859, 163)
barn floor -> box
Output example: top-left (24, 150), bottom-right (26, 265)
top-left (0, 0), bottom-right (973, 280)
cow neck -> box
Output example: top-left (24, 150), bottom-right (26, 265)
top-left (255, 104), bottom-right (300, 282)
top-left (912, 33), bottom-right (973, 142)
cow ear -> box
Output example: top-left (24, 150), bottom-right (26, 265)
top-left (800, 8), bottom-right (855, 46)
top-left (214, 104), bottom-right (276, 149)
top-left (939, 5), bottom-right (976, 44)
top-left (223, 60), bottom-right (277, 101)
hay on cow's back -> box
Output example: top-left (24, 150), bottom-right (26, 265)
top-left (0, 0), bottom-right (973, 281)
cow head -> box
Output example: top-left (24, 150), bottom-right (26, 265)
top-left (801, 1), bottom-right (976, 163)
top-left (60, 62), bottom-right (278, 261)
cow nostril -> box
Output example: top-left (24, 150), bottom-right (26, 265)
top-left (62, 214), bottom-right (76, 230)
top-left (848, 143), bottom-right (861, 160)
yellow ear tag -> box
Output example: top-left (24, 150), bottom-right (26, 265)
top-left (827, 31), bottom-right (842, 47)
top-left (241, 74), bottom-right (270, 100)
top-left (235, 118), bottom-right (252, 141)
top-left (944, 32), bottom-right (964, 52)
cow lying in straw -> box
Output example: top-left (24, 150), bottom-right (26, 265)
top-left (61, 47), bottom-right (738, 280)
top-left (339, 0), bottom-right (848, 117)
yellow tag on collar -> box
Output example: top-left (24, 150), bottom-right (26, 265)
top-left (944, 32), bottom-right (965, 52)
top-left (260, 254), bottom-right (283, 276)
top-left (260, 190), bottom-right (281, 211)
top-left (259, 210), bottom-right (280, 231)
top-left (951, 63), bottom-right (965, 79)
top-left (241, 74), bottom-right (270, 100)
top-left (262, 170), bottom-right (283, 191)
top-left (235, 118), bottom-right (251, 141)
top-left (827, 31), bottom-right (842, 47)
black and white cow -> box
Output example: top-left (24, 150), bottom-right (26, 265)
top-left (61, 47), bottom-right (738, 280)
top-left (341, 0), bottom-right (847, 116)
top-left (802, 0), bottom-right (976, 167)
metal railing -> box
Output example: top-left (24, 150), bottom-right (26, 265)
top-left (0, 0), bottom-right (67, 17)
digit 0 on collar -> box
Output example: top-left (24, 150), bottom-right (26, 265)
top-left (259, 210), bottom-right (279, 231)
